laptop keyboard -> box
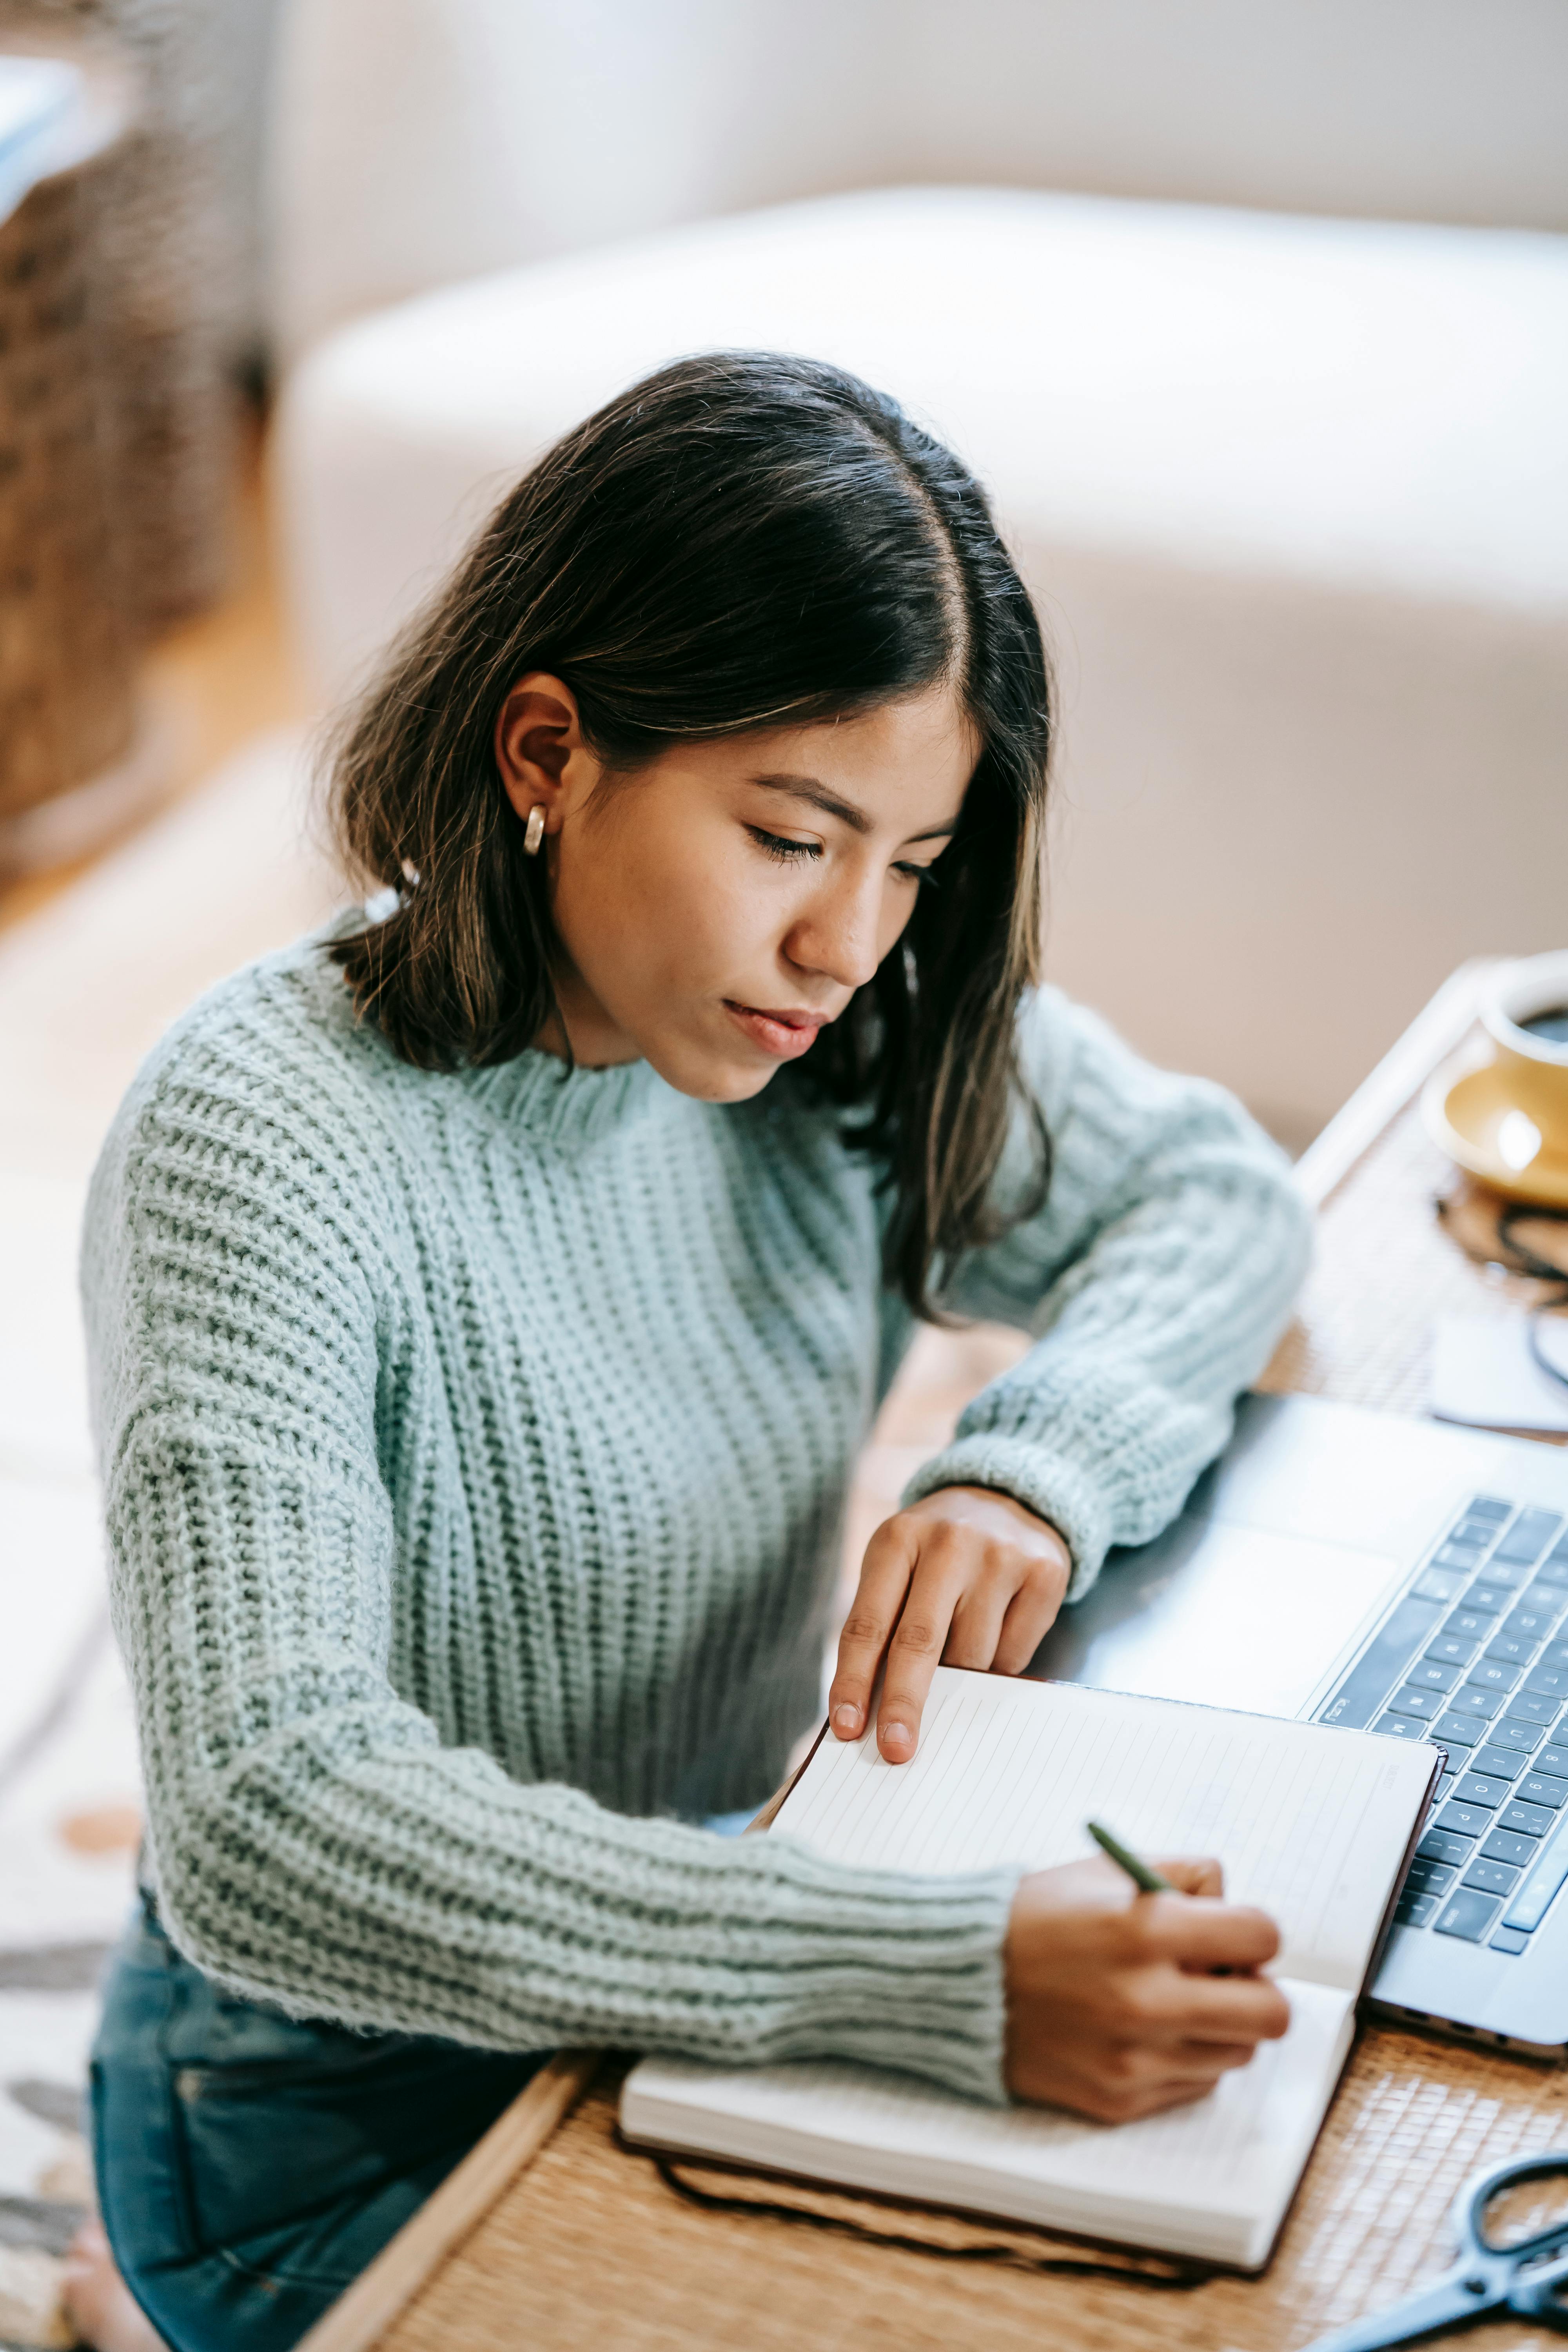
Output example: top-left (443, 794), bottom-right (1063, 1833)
top-left (1318, 1499), bottom-right (1568, 1956)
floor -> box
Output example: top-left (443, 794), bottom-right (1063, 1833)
top-left (0, 406), bottom-right (1016, 2346)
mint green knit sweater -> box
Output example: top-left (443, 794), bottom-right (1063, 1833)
top-left (82, 930), bottom-right (1309, 2104)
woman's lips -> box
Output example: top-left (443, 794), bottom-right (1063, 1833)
top-left (723, 1000), bottom-right (828, 1060)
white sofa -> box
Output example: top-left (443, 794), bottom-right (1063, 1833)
top-left (269, 0), bottom-right (1568, 366)
top-left (269, 7), bottom-right (1568, 1146)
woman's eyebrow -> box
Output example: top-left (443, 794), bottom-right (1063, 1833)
top-left (749, 773), bottom-right (959, 844)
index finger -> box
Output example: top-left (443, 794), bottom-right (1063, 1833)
top-left (876, 1553), bottom-right (968, 1763)
top-left (1153, 1856), bottom-right (1225, 1901)
top-left (828, 1520), bottom-right (917, 1741)
top-left (1140, 1894), bottom-right (1282, 1975)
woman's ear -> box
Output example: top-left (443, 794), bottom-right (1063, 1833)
top-left (494, 673), bottom-right (596, 837)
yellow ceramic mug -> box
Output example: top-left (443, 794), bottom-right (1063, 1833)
top-left (1481, 950), bottom-right (1568, 1161)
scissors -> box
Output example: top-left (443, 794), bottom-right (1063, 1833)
top-left (1302, 2153), bottom-right (1568, 2350)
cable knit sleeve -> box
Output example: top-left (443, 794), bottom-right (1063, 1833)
top-left (902, 988), bottom-right (1311, 1596)
top-left (80, 1009), bottom-right (1018, 2103)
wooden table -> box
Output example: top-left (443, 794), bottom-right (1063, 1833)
top-left (302, 960), bottom-right (1568, 2352)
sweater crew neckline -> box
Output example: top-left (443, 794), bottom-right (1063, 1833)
top-left (305, 916), bottom-right (666, 1151)
top-left (460, 1047), bottom-right (664, 1146)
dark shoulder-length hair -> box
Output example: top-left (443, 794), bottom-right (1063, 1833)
top-left (327, 351), bottom-right (1053, 1316)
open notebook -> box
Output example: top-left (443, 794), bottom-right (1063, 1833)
top-left (621, 1669), bottom-right (1439, 2267)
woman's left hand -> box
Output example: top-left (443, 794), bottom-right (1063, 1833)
top-left (827, 1486), bottom-right (1072, 1764)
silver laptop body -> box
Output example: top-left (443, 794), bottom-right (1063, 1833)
top-left (1029, 1392), bottom-right (1568, 2054)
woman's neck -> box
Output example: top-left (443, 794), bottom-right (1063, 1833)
top-left (534, 957), bottom-right (642, 1069)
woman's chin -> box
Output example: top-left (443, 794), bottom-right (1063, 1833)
top-left (647, 1033), bottom-right (784, 1104)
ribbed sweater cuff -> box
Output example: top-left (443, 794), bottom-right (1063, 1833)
top-left (755, 1842), bottom-right (1020, 2104)
top-left (902, 1438), bottom-right (1113, 1600)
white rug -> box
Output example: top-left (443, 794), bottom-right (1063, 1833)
top-left (0, 727), bottom-right (341, 2312)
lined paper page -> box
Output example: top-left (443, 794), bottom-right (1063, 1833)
top-left (624, 1978), bottom-right (1356, 2265)
top-left (776, 1669), bottom-right (1432, 1984)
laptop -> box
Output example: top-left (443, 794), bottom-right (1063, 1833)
top-left (1029, 1391), bottom-right (1568, 2055)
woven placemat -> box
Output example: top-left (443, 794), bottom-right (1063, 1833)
top-left (381, 2033), bottom-right (1568, 2352)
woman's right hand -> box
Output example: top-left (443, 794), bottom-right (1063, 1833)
top-left (1003, 1856), bottom-right (1291, 2121)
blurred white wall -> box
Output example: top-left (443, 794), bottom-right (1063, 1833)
top-left (904, 0), bottom-right (1568, 227)
top-left (270, 0), bottom-right (1568, 360)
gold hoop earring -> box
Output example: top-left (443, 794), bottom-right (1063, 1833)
top-left (523, 805), bottom-right (546, 856)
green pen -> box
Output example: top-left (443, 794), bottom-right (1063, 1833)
top-left (1087, 1818), bottom-right (1173, 1894)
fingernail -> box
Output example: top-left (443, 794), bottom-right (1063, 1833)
top-left (832, 1704), bottom-right (862, 1737)
top-left (881, 1720), bottom-right (913, 1755)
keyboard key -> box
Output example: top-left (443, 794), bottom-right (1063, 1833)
top-left (1486, 1635), bottom-right (1539, 1667)
top-left (1373, 1711), bottom-right (1429, 1740)
top-left (1452, 1688), bottom-right (1504, 1720)
top-left (1388, 1685), bottom-right (1443, 1719)
top-left (1418, 1828), bottom-right (1476, 1864)
top-left (1506, 1694), bottom-right (1562, 1728)
top-left (1468, 1661), bottom-right (1522, 1694)
top-left (1441, 1801), bottom-right (1495, 1838)
top-left (1433, 1714), bottom-right (1481, 1747)
top-left (1414, 1567), bottom-right (1469, 1604)
top-left (1456, 1772), bottom-right (1512, 1808)
top-left (1490, 1927), bottom-right (1531, 1954)
top-left (1503, 1836), bottom-right (1568, 1933)
top-left (1450, 1608), bottom-right (1500, 1639)
top-left (1321, 1595), bottom-right (1445, 1729)
top-left (1500, 1799), bottom-right (1555, 1836)
top-left (1396, 1892), bottom-right (1441, 1928)
top-left (1536, 1558), bottom-right (1568, 1591)
top-left (1470, 1584), bottom-right (1517, 1614)
top-left (1409, 1660), bottom-right (1461, 1693)
top-left (1526, 1666), bottom-right (1568, 1699)
top-left (1463, 1858), bottom-right (1521, 1896)
top-left (1482, 1829), bottom-right (1539, 1866)
top-left (1542, 1642), bottom-right (1568, 1673)
top-left (1520, 1586), bottom-right (1564, 1618)
top-left (1472, 1746), bottom-right (1528, 1779)
top-left (1466, 1497), bottom-right (1512, 1521)
top-left (1454, 1519), bottom-right (1503, 1550)
top-left (1435, 1543), bottom-right (1485, 1570)
top-left (1427, 1634), bottom-right (1479, 1668)
top-left (1517, 1772), bottom-right (1568, 1809)
top-left (1435, 1889), bottom-right (1503, 1942)
top-left (1485, 1720), bottom-right (1544, 1754)
top-left (1534, 1746), bottom-right (1568, 1777)
top-left (1506, 1608), bottom-right (1559, 1646)
top-left (1406, 1858), bottom-right (1458, 1895)
top-left (1495, 1510), bottom-right (1564, 1564)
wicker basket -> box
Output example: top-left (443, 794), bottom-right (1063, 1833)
top-left (0, 131), bottom-right (137, 822)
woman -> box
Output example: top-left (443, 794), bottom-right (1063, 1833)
top-left (73, 353), bottom-right (1307, 2352)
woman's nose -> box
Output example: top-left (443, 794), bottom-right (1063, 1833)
top-left (784, 877), bottom-right (884, 993)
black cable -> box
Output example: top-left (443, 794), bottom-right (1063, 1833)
top-left (645, 2152), bottom-right (1209, 2289)
top-left (1435, 1197), bottom-right (1568, 1392)
top-left (1529, 1314), bottom-right (1568, 1396)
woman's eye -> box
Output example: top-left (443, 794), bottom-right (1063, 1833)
top-left (893, 861), bottom-right (941, 889)
top-left (748, 827), bottom-right (821, 864)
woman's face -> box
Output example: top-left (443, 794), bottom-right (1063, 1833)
top-left (495, 677), bottom-right (976, 1100)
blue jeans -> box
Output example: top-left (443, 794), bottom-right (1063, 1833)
top-left (90, 1896), bottom-right (544, 2352)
